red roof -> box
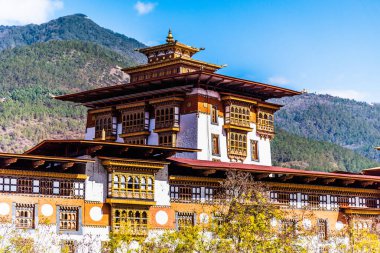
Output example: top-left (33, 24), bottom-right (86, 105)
top-left (169, 157), bottom-right (380, 182)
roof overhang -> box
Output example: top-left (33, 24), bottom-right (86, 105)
top-left (25, 140), bottom-right (200, 160)
top-left (169, 158), bottom-right (380, 185)
top-left (55, 71), bottom-right (301, 107)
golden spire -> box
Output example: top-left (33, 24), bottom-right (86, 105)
top-left (166, 29), bottom-right (174, 43)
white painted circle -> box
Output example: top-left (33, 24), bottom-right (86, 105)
top-left (90, 206), bottom-right (103, 221)
top-left (155, 210), bottom-right (168, 225)
top-left (335, 221), bottom-right (344, 230)
top-left (199, 213), bottom-right (209, 224)
top-left (303, 219), bottom-right (312, 229)
top-left (270, 218), bottom-right (277, 227)
top-left (41, 204), bottom-right (54, 217)
top-left (0, 203), bottom-right (10, 216)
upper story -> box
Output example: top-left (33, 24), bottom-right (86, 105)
top-left (56, 31), bottom-right (301, 165)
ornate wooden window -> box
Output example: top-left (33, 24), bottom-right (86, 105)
top-left (170, 185), bottom-right (201, 203)
top-left (205, 187), bottom-right (219, 203)
top-left (211, 105), bottom-right (218, 124)
top-left (0, 177), bottom-right (84, 197)
top-left (365, 198), bottom-right (379, 208)
top-left (257, 111), bottom-right (274, 133)
top-left (121, 109), bottom-right (148, 134)
top-left (113, 208), bottom-right (148, 233)
top-left (227, 131), bottom-right (247, 161)
top-left (158, 132), bottom-right (176, 147)
top-left (155, 106), bottom-right (178, 129)
top-left (211, 134), bottom-right (220, 156)
top-left (251, 140), bottom-right (258, 161)
top-left (317, 219), bottom-right (328, 240)
top-left (176, 212), bottom-right (195, 230)
top-left (330, 196), bottom-right (338, 210)
top-left (15, 204), bottom-right (34, 229)
top-left (110, 173), bottom-right (154, 200)
top-left (59, 207), bottom-right (79, 231)
top-left (270, 192), bottom-right (297, 207)
top-left (95, 113), bottom-right (115, 139)
top-left (229, 104), bottom-right (250, 127)
top-left (124, 136), bottom-right (146, 145)
top-left (337, 196), bottom-right (356, 207)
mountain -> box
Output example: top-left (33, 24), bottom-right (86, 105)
top-left (272, 129), bottom-right (379, 172)
top-left (0, 40), bottom-right (135, 152)
top-left (271, 93), bottom-right (380, 163)
top-left (0, 14), bottom-right (146, 64)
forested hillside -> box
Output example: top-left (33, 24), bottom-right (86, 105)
top-left (272, 129), bottom-right (379, 172)
top-left (271, 94), bottom-right (380, 163)
top-left (0, 40), bottom-right (135, 152)
top-left (0, 14), bottom-right (378, 172)
top-left (0, 14), bottom-right (145, 63)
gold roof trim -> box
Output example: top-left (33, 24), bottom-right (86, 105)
top-left (169, 175), bottom-right (222, 183)
top-left (106, 198), bottom-right (155, 206)
top-left (100, 157), bottom-right (168, 169)
top-left (149, 97), bottom-right (184, 104)
top-left (119, 131), bottom-right (150, 138)
top-left (116, 101), bottom-right (146, 110)
top-left (88, 107), bottom-right (113, 114)
top-left (342, 207), bottom-right (380, 215)
top-left (223, 124), bottom-right (253, 132)
top-left (0, 169), bottom-right (87, 180)
top-left (222, 95), bottom-right (258, 105)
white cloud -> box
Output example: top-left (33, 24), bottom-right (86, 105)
top-left (318, 89), bottom-right (368, 102)
top-left (134, 1), bottom-right (156, 15)
top-left (268, 76), bottom-right (290, 85)
top-left (0, 0), bottom-right (63, 25)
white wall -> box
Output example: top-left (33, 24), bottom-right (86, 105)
top-left (85, 127), bottom-right (95, 140)
top-left (85, 158), bottom-right (108, 202)
top-left (154, 165), bottom-right (171, 206)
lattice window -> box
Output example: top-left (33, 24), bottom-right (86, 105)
top-left (113, 208), bottom-right (148, 233)
top-left (270, 192), bottom-right (297, 207)
top-left (121, 109), bottom-right (148, 134)
top-left (17, 178), bottom-right (33, 193)
top-left (330, 196), bottom-right (338, 209)
top-left (211, 134), bottom-right (220, 156)
top-left (301, 194), bottom-right (308, 208)
top-left (40, 180), bottom-right (53, 195)
top-left (124, 136), bottom-right (146, 145)
top-left (211, 105), bottom-right (218, 124)
top-left (257, 111), bottom-right (274, 132)
top-left (230, 105), bottom-right (250, 127)
top-left (111, 173), bottom-right (154, 199)
top-left (155, 106), bottom-right (177, 129)
top-left (337, 196), bottom-right (356, 207)
top-left (176, 212), bottom-right (195, 230)
top-left (158, 132), bottom-right (175, 147)
top-left (192, 187), bottom-right (201, 202)
top-left (251, 140), bottom-right (258, 161)
top-left (95, 114), bottom-right (114, 138)
top-left (227, 131), bottom-right (247, 161)
top-left (59, 207), bottom-right (79, 231)
top-left (15, 204), bottom-right (34, 229)
top-left (365, 198), bottom-right (379, 208)
top-left (0, 177), bottom-right (17, 192)
top-left (318, 219), bottom-right (328, 240)
top-left (205, 187), bottom-right (217, 202)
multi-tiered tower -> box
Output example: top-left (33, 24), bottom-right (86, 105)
top-left (60, 31), bottom-right (299, 165)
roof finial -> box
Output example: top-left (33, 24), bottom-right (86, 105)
top-left (166, 29), bottom-right (174, 43)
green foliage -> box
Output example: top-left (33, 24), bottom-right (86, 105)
top-left (0, 39), bottom-right (140, 153)
top-left (0, 40), bottom-right (135, 92)
top-left (0, 14), bottom-right (145, 63)
top-left (271, 93), bottom-right (380, 162)
top-left (272, 129), bottom-right (380, 172)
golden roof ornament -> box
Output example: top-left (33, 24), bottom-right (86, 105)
top-left (166, 29), bottom-right (175, 43)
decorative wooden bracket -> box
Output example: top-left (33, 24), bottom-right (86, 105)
top-left (86, 145), bottom-right (103, 156)
top-left (303, 177), bottom-right (318, 183)
top-left (360, 181), bottom-right (374, 187)
top-left (280, 174), bottom-right (294, 182)
top-left (321, 178), bottom-right (336, 185)
top-left (255, 173), bottom-right (270, 180)
top-left (32, 160), bottom-right (45, 168)
top-left (341, 179), bottom-right (355, 186)
top-left (0, 158), bottom-right (18, 167)
top-left (62, 162), bottom-right (75, 170)
top-left (202, 169), bottom-right (217, 176)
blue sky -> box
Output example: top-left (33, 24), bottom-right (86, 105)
top-left (1, 0), bottom-right (380, 103)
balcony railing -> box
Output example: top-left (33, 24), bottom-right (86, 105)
top-left (110, 190), bottom-right (154, 200)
